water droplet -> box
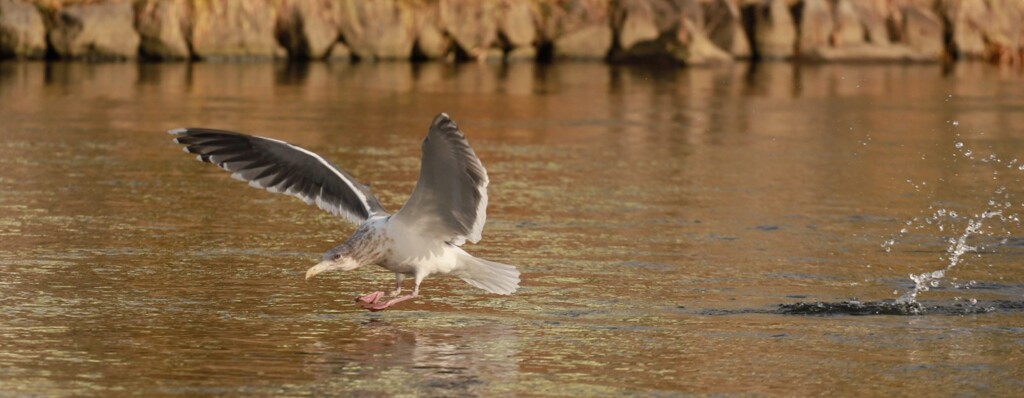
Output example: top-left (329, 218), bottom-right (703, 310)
top-left (955, 142), bottom-right (964, 149)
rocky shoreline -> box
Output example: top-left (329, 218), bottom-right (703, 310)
top-left (0, 0), bottom-right (1021, 65)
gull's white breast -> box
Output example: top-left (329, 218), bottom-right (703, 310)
top-left (380, 217), bottom-right (459, 276)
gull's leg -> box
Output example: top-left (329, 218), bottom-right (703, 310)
top-left (356, 274), bottom-right (405, 305)
top-left (389, 273), bottom-right (405, 297)
top-left (365, 274), bottom-right (424, 311)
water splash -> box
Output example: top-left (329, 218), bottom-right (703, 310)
top-left (896, 210), bottom-right (1002, 304)
top-left (886, 133), bottom-right (1024, 304)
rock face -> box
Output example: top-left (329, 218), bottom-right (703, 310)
top-left (900, 5), bottom-right (945, 61)
top-left (753, 0), bottom-right (796, 60)
top-left (334, 0), bottom-right (417, 60)
top-left (611, 0), bottom-right (731, 65)
top-left (439, 0), bottom-right (498, 60)
top-left (537, 0), bottom-right (612, 59)
top-left (277, 0), bottom-right (338, 59)
top-left (941, 0), bottom-right (989, 59)
top-left (191, 0), bottom-right (282, 59)
top-left (985, 0), bottom-right (1024, 64)
top-left (831, 0), bottom-right (864, 47)
top-left (136, 0), bottom-right (190, 60)
top-left (496, 0), bottom-right (536, 59)
top-left (614, 0), bottom-right (658, 52)
top-left (2, 0), bottom-right (1023, 66)
top-left (852, 0), bottom-right (891, 45)
top-left (0, 0), bottom-right (45, 58)
top-left (704, 0), bottom-right (750, 58)
top-left (943, 0), bottom-right (1024, 64)
top-left (796, 0), bottom-right (921, 62)
top-left (48, 1), bottom-right (140, 60)
top-left (798, 0), bottom-right (833, 54)
top-left (497, 0), bottom-right (536, 47)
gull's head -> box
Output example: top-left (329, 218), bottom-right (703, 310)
top-left (305, 249), bottom-right (362, 280)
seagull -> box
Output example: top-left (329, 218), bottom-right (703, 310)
top-left (169, 113), bottom-right (519, 311)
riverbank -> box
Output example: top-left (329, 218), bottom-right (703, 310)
top-left (0, 0), bottom-right (1021, 66)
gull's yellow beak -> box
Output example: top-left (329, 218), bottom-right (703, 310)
top-left (305, 261), bottom-right (331, 281)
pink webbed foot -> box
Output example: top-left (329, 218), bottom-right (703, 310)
top-left (356, 291), bottom-right (385, 305)
top-left (363, 293), bottom-right (417, 312)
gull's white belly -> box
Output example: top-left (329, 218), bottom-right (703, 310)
top-left (378, 218), bottom-right (459, 276)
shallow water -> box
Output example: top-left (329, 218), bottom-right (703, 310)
top-left (1, 61), bottom-right (1023, 395)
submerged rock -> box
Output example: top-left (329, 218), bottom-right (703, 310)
top-left (0, 0), bottom-right (45, 58)
top-left (779, 301), bottom-right (927, 315)
top-left (778, 300), bottom-right (1024, 316)
top-left (48, 1), bottom-right (140, 60)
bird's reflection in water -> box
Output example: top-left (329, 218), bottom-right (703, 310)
top-left (300, 316), bottom-right (520, 394)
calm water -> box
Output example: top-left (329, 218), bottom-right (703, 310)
top-left (1, 61), bottom-right (1023, 396)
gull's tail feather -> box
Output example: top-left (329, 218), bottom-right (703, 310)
top-left (455, 253), bottom-right (520, 295)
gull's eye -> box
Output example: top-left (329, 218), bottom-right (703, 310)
top-left (333, 253), bottom-right (342, 260)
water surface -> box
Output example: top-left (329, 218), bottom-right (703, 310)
top-left (1, 61), bottom-right (1023, 395)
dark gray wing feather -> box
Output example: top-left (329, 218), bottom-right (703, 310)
top-left (393, 113), bottom-right (488, 245)
top-left (169, 128), bottom-right (386, 224)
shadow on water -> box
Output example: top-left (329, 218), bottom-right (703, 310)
top-left (690, 300), bottom-right (1024, 316)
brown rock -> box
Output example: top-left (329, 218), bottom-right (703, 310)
top-left (554, 24), bottom-right (612, 59)
top-left (0, 0), bottom-right (45, 58)
top-left (803, 43), bottom-right (919, 62)
top-left (536, 0), bottom-right (612, 60)
top-left (334, 0), bottom-right (416, 60)
top-left (900, 5), bottom-right (944, 61)
top-left (614, 0), bottom-right (659, 51)
top-left (754, 0), bottom-right (796, 59)
top-left (703, 0), bottom-right (750, 58)
top-left (48, 1), bottom-right (140, 60)
top-left (496, 0), bottom-right (536, 48)
top-left (277, 0), bottom-right (338, 59)
top-left (940, 0), bottom-right (987, 59)
top-left (136, 0), bottom-right (190, 60)
top-left (440, 0), bottom-right (498, 59)
top-left (327, 41), bottom-right (351, 62)
top-left (675, 17), bottom-right (732, 64)
top-left (414, 23), bottom-right (451, 60)
top-left (850, 0), bottom-right (889, 45)
top-left (611, 0), bottom-right (730, 65)
top-left (983, 0), bottom-right (1024, 64)
top-left (191, 0), bottom-right (282, 59)
top-left (831, 0), bottom-right (865, 47)
top-left (798, 0), bottom-right (833, 54)
top-left (506, 45), bottom-right (536, 61)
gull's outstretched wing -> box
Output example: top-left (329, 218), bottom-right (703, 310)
top-left (169, 128), bottom-right (386, 224)
top-left (393, 113), bottom-right (489, 246)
